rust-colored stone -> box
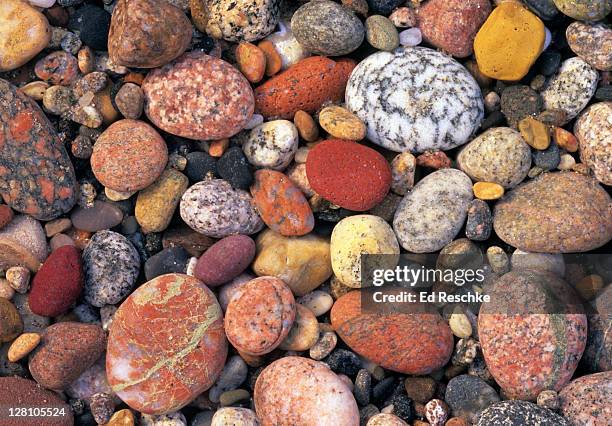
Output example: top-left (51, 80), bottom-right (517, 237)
top-left (236, 42), bottom-right (266, 83)
top-left (258, 40), bottom-right (282, 77)
top-left (34, 51), bottom-right (79, 86)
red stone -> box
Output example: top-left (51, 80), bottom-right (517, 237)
top-left (250, 169), bottom-right (314, 236)
top-left (34, 51), bottom-right (80, 86)
top-left (254, 56), bottom-right (356, 120)
top-left (225, 276), bottom-right (296, 356)
top-left (559, 372), bottom-right (611, 426)
top-left (91, 119), bottom-right (168, 192)
top-left (417, 0), bottom-right (491, 58)
top-left (306, 139), bottom-right (392, 211)
top-left (142, 52), bottom-right (254, 140)
top-left (330, 290), bottom-right (453, 375)
top-left (29, 245), bottom-right (83, 317)
top-left (0, 204), bottom-right (13, 230)
top-left (107, 273), bottom-right (227, 414)
top-left (194, 234), bottom-right (256, 287)
top-left (416, 150), bottom-right (452, 169)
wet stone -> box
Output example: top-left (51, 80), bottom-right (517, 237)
top-left (70, 200), bottom-right (124, 232)
top-left (143, 246), bottom-right (190, 281)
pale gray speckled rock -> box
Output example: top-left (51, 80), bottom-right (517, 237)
top-left (575, 102), bottom-right (612, 186)
top-left (477, 400), bottom-right (569, 426)
top-left (393, 168), bottom-right (473, 253)
top-left (83, 231), bottom-right (140, 307)
top-left (140, 411), bottom-right (187, 426)
top-left (457, 127), bottom-right (531, 189)
top-left (180, 179), bottom-right (264, 238)
top-left (212, 407), bottom-right (260, 426)
top-left (567, 22), bottom-right (612, 71)
top-left (346, 47), bottom-right (483, 153)
top-left (206, 0), bottom-right (281, 42)
top-left (209, 355), bottom-right (248, 403)
top-left (243, 120), bottom-right (298, 170)
top-left (291, 0), bottom-right (364, 56)
top-left (541, 57), bottom-right (598, 125)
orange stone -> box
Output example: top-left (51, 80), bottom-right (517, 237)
top-left (209, 138), bottom-right (229, 157)
top-left (258, 40), bottom-right (282, 77)
top-left (553, 127), bottom-right (579, 152)
top-left (473, 181), bottom-right (505, 200)
top-left (236, 42), bottom-right (266, 83)
top-left (250, 169), bottom-right (314, 236)
top-left (293, 110), bottom-right (319, 142)
top-left (107, 274), bottom-right (227, 414)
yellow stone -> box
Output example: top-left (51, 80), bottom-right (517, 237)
top-left (319, 105), bottom-right (367, 140)
top-left (103, 409), bottom-right (135, 426)
top-left (7, 333), bottom-right (40, 362)
top-left (474, 2), bottom-right (545, 81)
top-left (518, 117), bottom-right (550, 150)
top-left (473, 182), bottom-right (505, 200)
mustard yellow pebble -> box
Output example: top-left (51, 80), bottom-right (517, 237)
top-left (7, 333), bottom-right (40, 362)
top-left (473, 182), bottom-right (505, 200)
top-left (319, 105), bottom-right (367, 140)
top-left (518, 117), bottom-right (550, 150)
top-left (474, 2), bottom-right (545, 81)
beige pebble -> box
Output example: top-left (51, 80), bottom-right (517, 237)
top-left (21, 81), bottom-right (49, 101)
top-left (449, 312), bottom-right (472, 338)
top-left (7, 332), bottom-right (41, 362)
top-left (105, 187), bottom-right (136, 201)
top-left (44, 218), bottom-right (72, 237)
top-left (6, 266), bottom-right (30, 294)
top-left (391, 152), bottom-right (416, 195)
top-left (78, 46), bottom-right (95, 75)
top-left (319, 105), bottom-right (367, 140)
top-left (279, 304), bottom-right (320, 351)
top-left (309, 330), bottom-right (337, 360)
top-left (297, 290), bottom-right (334, 316)
top-left (557, 153), bottom-right (576, 170)
top-left (0, 279), bottom-right (15, 299)
top-left (219, 389), bottom-right (250, 407)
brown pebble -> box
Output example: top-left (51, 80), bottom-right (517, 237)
top-left (553, 127), bottom-right (579, 152)
top-left (279, 304), bottom-right (320, 351)
top-left (115, 83), bottom-right (144, 119)
top-left (236, 42), bottom-right (266, 83)
top-left (0, 205), bottom-right (14, 230)
top-left (518, 117), bottom-right (550, 150)
top-left (7, 333), bottom-right (41, 362)
top-left (575, 275), bottom-right (604, 301)
top-left (258, 40), bottom-right (282, 77)
top-left (0, 298), bottom-right (23, 343)
top-left (190, 0), bottom-right (209, 33)
top-left (77, 46), bottom-right (95, 74)
top-left (103, 409), bottom-right (135, 426)
top-left (21, 81), bottom-right (49, 101)
top-left (294, 110), bottom-right (319, 142)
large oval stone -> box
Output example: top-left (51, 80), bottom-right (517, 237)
top-left (559, 372), bottom-right (612, 426)
top-left (493, 172), bottom-right (612, 253)
top-left (0, 79), bottom-right (76, 220)
top-left (106, 273), bottom-right (227, 415)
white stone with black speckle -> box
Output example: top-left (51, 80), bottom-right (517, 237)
top-left (243, 120), bottom-right (299, 170)
top-left (346, 47), bottom-right (484, 153)
top-left (206, 0), bottom-right (281, 42)
top-left (477, 400), bottom-right (569, 426)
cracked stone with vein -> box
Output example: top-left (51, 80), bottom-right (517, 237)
top-left (106, 273), bottom-right (227, 414)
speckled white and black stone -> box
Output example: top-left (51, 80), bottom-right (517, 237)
top-left (477, 400), bottom-right (570, 426)
top-left (180, 179), bottom-right (264, 238)
top-left (346, 47), bottom-right (484, 153)
top-left (83, 230), bottom-right (140, 308)
top-left (243, 120), bottom-right (298, 171)
top-left (206, 0), bottom-right (281, 42)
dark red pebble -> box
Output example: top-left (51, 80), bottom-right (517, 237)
top-left (306, 139), bottom-right (392, 211)
top-left (416, 150), bottom-right (451, 169)
top-left (29, 245), bottom-right (83, 317)
top-left (34, 51), bottom-right (79, 86)
top-left (194, 234), bottom-right (256, 287)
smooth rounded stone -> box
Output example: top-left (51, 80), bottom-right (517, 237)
top-left (135, 169), bottom-right (189, 234)
top-left (218, 146), bottom-right (253, 190)
top-left (144, 246), bottom-right (190, 281)
top-left (291, 0), bottom-right (364, 56)
top-left (354, 369), bottom-right (372, 406)
top-left (445, 375), bottom-right (499, 424)
top-left (367, 413), bottom-right (409, 426)
top-left (252, 229), bottom-right (332, 296)
top-left (255, 56), bottom-right (355, 119)
top-left (254, 357), bottom-right (359, 425)
top-left (194, 235), bottom-right (255, 286)
top-left (83, 230), bottom-right (140, 307)
top-left (34, 51), bottom-right (79, 86)
top-left (1, 0), bottom-right (51, 72)
top-left (457, 128), bottom-right (531, 189)
top-left (141, 412), bottom-right (187, 426)
top-left (185, 151), bottom-right (218, 183)
top-left (393, 169), bottom-right (473, 253)
top-left (29, 322), bottom-right (105, 390)
top-left (0, 215), bottom-right (48, 272)
top-left (298, 290), bottom-right (333, 316)
top-left (107, 274), bottom-right (227, 414)
top-left (331, 215), bottom-right (399, 288)
top-left (582, 285), bottom-right (612, 373)
top-left (404, 377), bottom-right (436, 404)
top-left (0, 377), bottom-right (73, 425)
top-left (559, 372), bottom-right (611, 425)
top-left (243, 120), bottom-right (298, 170)
top-left (225, 276), bottom-right (296, 355)
top-left (541, 57), bottom-right (598, 124)
top-left (28, 245), bottom-right (82, 317)
top-left (331, 290), bottom-right (453, 374)
top-left (66, 357), bottom-right (113, 401)
top-left (493, 172), bottom-right (612, 253)
top-left (478, 400), bottom-right (569, 426)
top-left (553, 0), bottom-right (611, 20)
top-left (346, 47), bottom-right (483, 153)
top-left (286, 163), bottom-right (314, 198)
top-left (567, 22), bottom-right (611, 71)
top-left (7, 333), bottom-right (39, 362)
top-left (511, 249), bottom-right (565, 276)
top-left (42, 85), bottom-right (74, 116)
top-left (365, 15), bottom-right (399, 51)
top-left (70, 200), bottom-right (123, 232)
top-left (115, 83), bottom-right (144, 119)
top-left (501, 85), bottom-right (543, 130)
top-left (265, 21), bottom-right (310, 71)
top-left (211, 408), bottom-right (259, 425)
top-left (143, 52), bottom-right (254, 140)
top-left (310, 331), bottom-right (338, 361)
top-left (390, 152), bottom-right (416, 196)
top-left (465, 199), bottom-right (492, 241)
top-left (278, 304), bottom-right (319, 351)
top-left (398, 27), bottom-right (422, 47)
top-left (108, 0), bottom-right (191, 68)
top-left (319, 106), bottom-right (367, 141)
top-left (206, 0), bottom-right (280, 42)
top-left (416, 0), bottom-right (491, 58)
top-left (208, 356), bottom-right (248, 403)
top-left (575, 102), bottom-right (612, 186)
top-left (0, 298), bottom-right (22, 342)
top-left (366, 0), bottom-right (402, 15)
top-left (532, 142), bottom-right (560, 170)
top-left (306, 139), bottom-right (392, 212)
top-left (325, 348), bottom-right (361, 377)
top-left (523, 0), bottom-right (559, 19)
top-left (0, 79), bottom-right (77, 220)
top-left (236, 42), bottom-right (266, 83)
top-left (180, 179), bottom-right (263, 238)
top-left (479, 270), bottom-right (587, 400)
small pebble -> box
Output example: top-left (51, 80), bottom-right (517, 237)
top-left (310, 331), bottom-right (338, 360)
top-left (398, 28), bottom-right (422, 47)
top-left (473, 182), bottom-right (504, 201)
top-left (6, 267), bottom-right (30, 294)
top-left (7, 333), bottom-right (40, 362)
top-left (518, 117), bottom-right (550, 150)
top-left (294, 110), bottom-right (319, 142)
top-left (365, 15), bottom-right (400, 52)
top-left (115, 83), bottom-right (144, 120)
top-left (319, 106), bottom-right (367, 140)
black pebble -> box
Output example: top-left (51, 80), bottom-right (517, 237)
top-left (359, 405), bottom-right (380, 425)
top-left (523, 0), bottom-right (559, 20)
top-left (366, 0), bottom-right (404, 15)
top-left (354, 369), bottom-right (372, 406)
top-left (68, 5), bottom-right (111, 51)
top-left (185, 151), bottom-right (218, 183)
top-left (217, 146), bottom-right (253, 190)
top-left (536, 51), bottom-right (562, 76)
top-left (480, 111), bottom-right (506, 131)
top-left (466, 199), bottom-right (492, 241)
top-left (144, 232), bottom-right (163, 256)
top-left (532, 142), bottom-right (560, 170)
top-left (324, 349), bottom-right (361, 377)
top-left (384, 394), bottom-right (415, 422)
top-left (595, 86), bottom-right (612, 102)
top-left (144, 246), bottom-right (191, 281)
top-left (371, 377), bottom-right (396, 403)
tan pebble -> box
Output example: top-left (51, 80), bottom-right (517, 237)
top-left (209, 138), bottom-right (229, 157)
top-left (94, 87), bottom-right (120, 126)
top-left (518, 117), bottom-right (550, 150)
top-left (389, 7), bottom-right (416, 27)
top-left (558, 154), bottom-right (576, 171)
top-left (528, 166), bottom-right (544, 178)
top-left (219, 389), bottom-right (250, 407)
top-left (297, 290), bottom-right (333, 316)
top-left (552, 127), bottom-right (578, 152)
top-left (190, 0), bottom-right (209, 33)
top-left (309, 331), bottom-right (337, 360)
top-left (575, 275), bottom-right (604, 301)
top-left (294, 146), bottom-right (310, 163)
top-left (449, 312), bottom-right (472, 338)
top-left (69, 104), bottom-right (103, 128)
top-left (77, 46), bottom-right (95, 75)
top-left (294, 110), bottom-right (319, 142)
top-left (258, 40), bottom-right (282, 76)
top-left (319, 105), bottom-right (367, 140)
top-left (44, 218), bottom-right (72, 237)
top-left (236, 42), bottom-right (266, 83)
top-left (390, 152), bottom-right (416, 195)
top-left (43, 85), bottom-right (75, 115)
top-left (7, 332), bottom-right (40, 362)
top-left (473, 182), bottom-right (504, 200)
top-left (6, 266), bottom-right (30, 294)
top-left (21, 81), bottom-right (49, 101)
top-left (0, 279), bottom-right (15, 300)
top-left (103, 409), bottom-right (135, 426)
top-left (279, 304), bottom-right (319, 351)
top-left (105, 187), bottom-right (136, 202)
